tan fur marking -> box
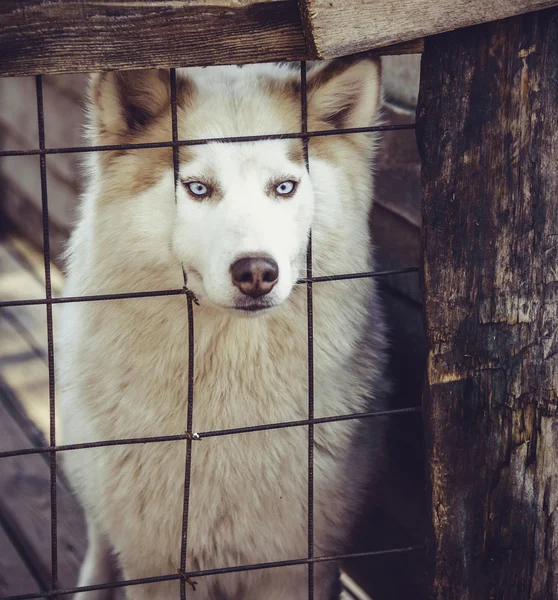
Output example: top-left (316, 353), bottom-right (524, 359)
top-left (304, 57), bottom-right (381, 165)
top-left (287, 140), bottom-right (305, 164)
top-left (90, 69), bottom-right (196, 146)
top-left (307, 52), bottom-right (376, 92)
top-left (259, 75), bottom-right (300, 133)
top-left (96, 111), bottom-right (200, 198)
top-left (90, 71), bottom-right (198, 197)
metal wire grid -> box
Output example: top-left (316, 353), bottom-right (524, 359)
top-left (0, 63), bottom-right (423, 600)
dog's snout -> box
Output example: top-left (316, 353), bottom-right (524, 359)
top-left (231, 257), bottom-right (279, 297)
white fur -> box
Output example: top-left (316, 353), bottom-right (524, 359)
top-left (59, 62), bottom-right (387, 600)
top-left (173, 141), bottom-right (312, 309)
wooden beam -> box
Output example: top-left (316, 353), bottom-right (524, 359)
top-left (0, 524), bottom-right (42, 597)
top-left (0, 0), bottom-right (420, 78)
top-left (301, 0), bottom-right (558, 58)
top-left (417, 8), bottom-right (558, 599)
top-left (0, 380), bottom-right (86, 592)
top-left (0, 0), bottom-right (308, 77)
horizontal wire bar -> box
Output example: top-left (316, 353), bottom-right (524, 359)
top-left (297, 266), bottom-right (419, 284)
top-left (0, 288), bottom-right (186, 308)
top-left (0, 407), bottom-right (421, 459)
top-left (0, 123), bottom-right (415, 158)
top-left (0, 545), bottom-right (424, 600)
top-left (0, 267), bottom-right (419, 309)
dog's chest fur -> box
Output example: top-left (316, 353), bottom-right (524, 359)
top-left (60, 275), bottom-right (373, 581)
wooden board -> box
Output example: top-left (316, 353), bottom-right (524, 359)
top-left (0, 0), bottom-right (308, 77)
top-left (0, 236), bottom-right (83, 594)
top-left (0, 237), bottom-right (63, 438)
top-left (0, 381), bottom-right (86, 593)
top-left (301, 0), bottom-right (558, 58)
top-left (0, 1), bottom-right (422, 78)
top-left (0, 314), bottom-right (51, 439)
top-left (373, 107), bottom-right (421, 229)
top-left (417, 8), bottom-right (558, 599)
top-left (0, 524), bottom-right (42, 598)
top-left (4, 237), bottom-right (64, 295)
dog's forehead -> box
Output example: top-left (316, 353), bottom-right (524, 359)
top-left (178, 65), bottom-right (300, 139)
top-left (183, 139), bottom-right (303, 179)
top-left (183, 62), bottom-right (298, 92)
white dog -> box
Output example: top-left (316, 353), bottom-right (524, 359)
top-left (58, 58), bottom-right (388, 600)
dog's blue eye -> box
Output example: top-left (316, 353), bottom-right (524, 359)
top-left (187, 182), bottom-right (208, 196)
top-left (275, 181), bottom-right (296, 195)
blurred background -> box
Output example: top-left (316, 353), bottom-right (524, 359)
top-left (0, 56), bottom-right (426, 600)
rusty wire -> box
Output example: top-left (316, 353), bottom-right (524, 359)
top-left (35, 74), bottom-right (59, 593)
top-left (300, 61), bottom-right (316, 599)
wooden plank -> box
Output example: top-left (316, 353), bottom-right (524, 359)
top-left (0, 148), bottom-right (79, 234)
top-left (417, 8), bottom-right (558, 600)
top-left (374, 107), bottom-right (421, 229)
top-left (0, 236), bottom-right (81, 593)
top-left (0, 523), bottom-right (43, 598)
top-left (0, 381), bottom-right (86, 592)
top-left (0, 1), bottom-right (423, 78)
top-left (0, 315), bottom-right (51, 439)
top-left (301, 0), bottom-right (558, 58)
top-left (370, 101), bottom-right (422, 305)
top-left (0, 173), bottom-right (71, 267)
top-left (0, 74), bottom-right (86, 183)
top-left (0, 236), bottom-right (64, 302)
top-left (5, 237), bottom-right (64, 296)
top-left (370, 206), bottom-right (421, 305)
top-left (0, 0), bottom-right (307, 77)
top-left (371, 39), bottom-right (424, 56)
top-left (0, 237), bottom-right (63, 441)
top-left (382, 54), bottom-right (421, 109)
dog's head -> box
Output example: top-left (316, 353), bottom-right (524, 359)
top-left (87, 59), bottom-right (380, 315)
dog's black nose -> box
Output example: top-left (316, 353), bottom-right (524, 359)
top-left (231, 257), bottom-right (279, 297)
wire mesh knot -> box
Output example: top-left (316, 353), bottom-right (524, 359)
top-left (177, 568), bottom-right (198, 591)
top-left (182, 286), bottom-right (200, 306)
top-left (185, 431), bottom-right (201, 441)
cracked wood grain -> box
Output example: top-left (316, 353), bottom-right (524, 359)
top-left (301, 0), bottom-right (558, 59)
top-left (0, 0), bottom-right (307, 77)
top-left (418, 8), bottom-right (558, 599)
top-left (0, 0), bottom-right (421, 77)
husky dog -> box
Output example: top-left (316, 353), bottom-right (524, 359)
top-left (59, 58), bottom-right (388, 600)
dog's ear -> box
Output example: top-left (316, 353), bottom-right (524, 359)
top-left (89, 69), bottom-right (193, 139)
top-left (306, 57), bottom-right (381, 130)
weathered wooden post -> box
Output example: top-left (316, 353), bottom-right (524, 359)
top-left (418, 7), bottom-right (558, 599)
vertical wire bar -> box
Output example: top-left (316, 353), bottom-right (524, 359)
top-left (179, 284), bottom-right (196, 600)
top-left (36, 74), bottom-right (58, 592)
top-left (170, 68), bottom-right (180, 200)
top-left (300, 61), bottom-right (315, 600)
top-left (170, 68), bottom-right (196, 600)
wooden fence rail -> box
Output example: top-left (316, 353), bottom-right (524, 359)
top-left (1, 0), bottom-right (558, 77)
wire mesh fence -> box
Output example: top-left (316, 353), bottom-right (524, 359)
top-left (0, 62), bottom-right (423, 600)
